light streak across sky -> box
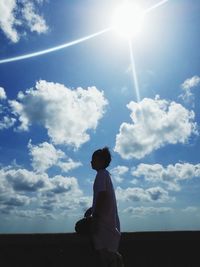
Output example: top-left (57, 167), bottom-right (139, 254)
top-left (0, 1), bottom-right (169, 65)
top-left (129, 40), bottom-right (141, 102)
top-left (145, 0), bottom-right (168, 14)
top-left (0, 0), bottom-right (169, 104)
top-left (0, 28), bottom-right (110, 64)
top-left (128, 0), bottom-right (169, 102)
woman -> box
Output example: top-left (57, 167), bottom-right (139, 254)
top-left (75, 147), bottom-right (123, 266)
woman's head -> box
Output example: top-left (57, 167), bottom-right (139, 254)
top-left (91, 147), bottom-right (111, 171)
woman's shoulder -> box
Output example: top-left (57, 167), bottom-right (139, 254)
top-left (96, 169), bottom-right (111, 181)
top-left (97, 169), bottom-right (110, 176)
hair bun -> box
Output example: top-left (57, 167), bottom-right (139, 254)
top-left (102, 147), bottom-right (109, 153)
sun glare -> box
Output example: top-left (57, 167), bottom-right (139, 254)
top-left (112, 3), bottom-right (145, 38)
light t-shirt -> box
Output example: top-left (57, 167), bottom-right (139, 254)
top-left (92, 169), bottom-right (121, 252)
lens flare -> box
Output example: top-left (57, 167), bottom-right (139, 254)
top-left (112, 3), bottom-right (145, 38)
top-left (129, 40), bottom-right (140, 102)
top-left (0, 28), bottom-right (110, 64)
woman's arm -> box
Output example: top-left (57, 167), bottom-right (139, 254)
top-left (84, 207), bottom-right (93, 218)
top-left (92, 191), bottom-right (109, 219)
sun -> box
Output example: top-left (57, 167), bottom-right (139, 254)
top-left (112, 2), bottom-right (145, 39)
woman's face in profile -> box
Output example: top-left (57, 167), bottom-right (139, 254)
top-left (91, 154), bottom-right (104, 170)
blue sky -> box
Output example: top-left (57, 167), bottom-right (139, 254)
top-left (0, 0), bottom-right (200, 233)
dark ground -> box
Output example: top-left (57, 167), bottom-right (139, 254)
top-left (0, 231), bottom-right (200, 267)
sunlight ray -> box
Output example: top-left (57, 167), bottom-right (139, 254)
top-left (145, 0), bottom-right (169, 14)
top-left (0, 28), bottom-right (110, 64)
top-left (129, 40), bottom-right (141, 102)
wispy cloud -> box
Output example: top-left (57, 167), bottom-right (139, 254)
top-left (0, 116), bottom-right (16, 130)
top-left (0, 87), bottom-right (16, 130)
top-left (181, 206), bottom-right (199, 213)
top-left (0, 0), bottom-right (19, 42)
top-left (179, 75), bottom-right (200, 105)
top-left (124, 206), bottom-right (173, 217)
top-left (0, 87), bottom-right (7, 100)
top-left (0, 0), bottom-right (48, 43)
top-left (22, 1), bottom-right (48, 34)
top-left (181, 76), bottom-right (200, 90)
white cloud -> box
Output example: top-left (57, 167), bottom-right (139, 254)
top-left (0, 165), bottom-right (85, 218)
top-left (181, 206), bottom-right (198, 213)
top-left (0, 87), bottom-right (7, 100)
top-left (10, 80), bottom-right (108, 148)
top-left (180, 75), bottom-right (200, 104)
top-left (3, 194), bottom-right (30, 207)
top-left (114, 96), bottom-right (198, 159)
top-left (4, 167), bottom-right (48, 192)
top-left (46, 175), bottom-right (81, 195)
top-left (35, 174), bottom-right (84, 213)
top-left (28, 141), bottom-right (81, 173)
top-left (28, 141), bottom-right (64, 172)
top-left (0, 0), bottom-right (48, 43)
top-left (22, 1), bottom-right (48, 34)
top-left (0, 116), bottom-right (16, 130)
top-left (0, 0), bottom-right (19, 42)
top-left (181, 76), bottom-right (200, 90)
top-left (57, 159), bottom-right (82, 173)
top-left (132, 162), bottom-right (200, 191)
top-left (124, 206), bottom-right (173, 217)
top-left (116, 186), bottom-right (173, 203)
top-left (130, 179), bottom-right (138, 185)
top-left (0, 168), bottom-right (32, 210)
top-left (110, 165), bottom-right (129, 183)
top-left (11, 209), bottom-right (57, 220)
top-left (0, 90), bottom-right (16, 130)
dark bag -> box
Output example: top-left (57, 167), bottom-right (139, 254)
top-left (75, 217), bottom-right (96, 252)
top-left (75, 217), bottom-right (93, 235)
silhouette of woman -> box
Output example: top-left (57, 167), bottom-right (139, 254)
top-left (75, 147), bottom-right (124, 266)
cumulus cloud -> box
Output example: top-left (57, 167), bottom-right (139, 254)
top-left (130, 179), bottom-right (139, 185)
top-left (11, 209), bottom-right (57, 220)
top-left (4, 167), bottom-right (48, 192)
top-left (57, 159), bottom-right (82, 173)
top-left (124, 206), bottom-right (173, 217)
top-left (0, 87), bottom-right (7, 100)
top-left (0, 165), bottom-right (84, 218)
top-left (9, 80), bottom-right (108, 148)
top-left (78, 196), bottom-right (92, 211)
top-left (46, 175), bottom-right (81, 195)
top-left (36, 174), bottom-right (84, 213)
top-left (114, 96), bottom-right (198, 159)
top-left (132, 162), bottom-right (200, 191)
top-left (28, 141), bottom-right (82, 173)
top-left (3, 194), bottom-right (30, 207)
top-left (0, 0), bottom-right (48, 43)
top-left (0, 90), bottom-right (16, 130)
top-left (28, 141), bottom-right (64, 172)
top-left (110, 165), bottom-right (129, 183)
top-left (0, 168), bottom-right (32, 210)
top-left (116, 186), bottom-right (173, 203)
top-left (179, 75), bottom-right (200, 105)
